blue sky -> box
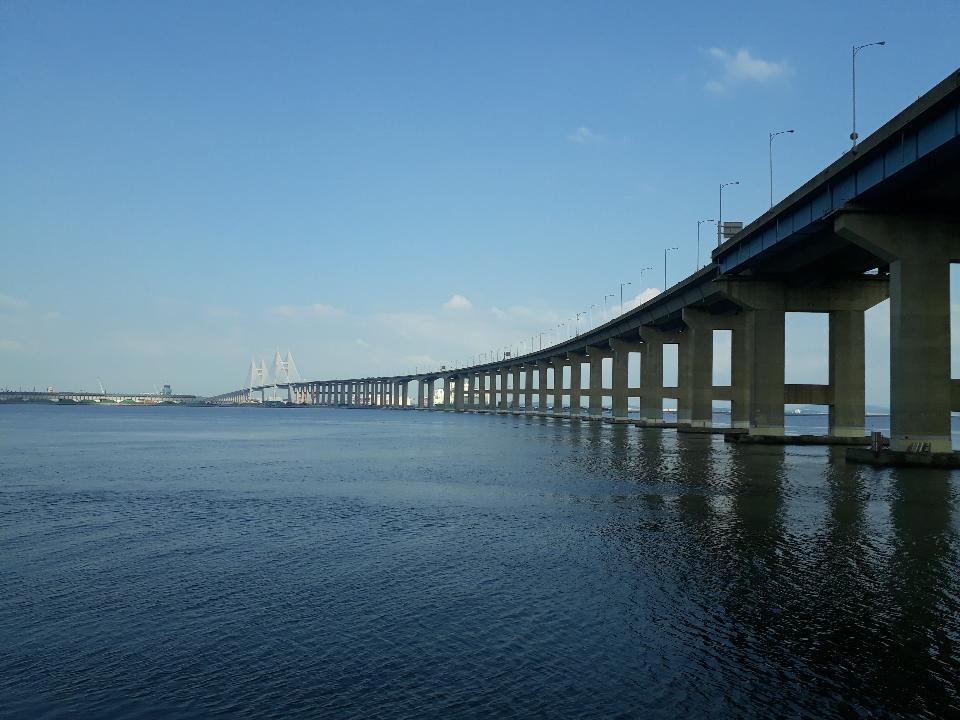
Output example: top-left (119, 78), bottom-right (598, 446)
top-left (1, 0), bottom-right (958, 401)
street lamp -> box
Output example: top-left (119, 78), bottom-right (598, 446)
top-left (603, 293), bottom-right (615, 322)
top-left (619, 281), bottom-right (632, 315)
top-left (589, 304), bottom-right (598, 328)
top-left (575, 311), bottom-right (585, 336)
top-left (851, 41), bottom-right (886, 148)
top-left (769, 130), bottom-right (795, 207)
top-left (664, 246), bottom-right (678, 289)
top-left (697, 219), bottom-right (716, 270)
top-left (718, 181), bottom-right (740, 246)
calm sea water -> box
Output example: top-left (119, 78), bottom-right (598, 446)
top-left (1, 405), bottom-right (958, 719)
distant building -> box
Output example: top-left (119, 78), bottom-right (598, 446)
top-left (161, 384), bottom-right (172, 396)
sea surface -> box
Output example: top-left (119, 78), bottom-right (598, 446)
top-left (1, 405), bottom-right (958, 719)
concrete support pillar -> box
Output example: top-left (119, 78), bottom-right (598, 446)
top-left (586, 346), bottom-right (609, 419)
top-left (537, 363), bottom-right (549, 412)
top-left (730, 327), bottom-right (750, 429)
top-left (426, 379), bottom-right (435, 408)
top-left (499, 368), bottom-right (509, 411)
top-left (836, 213), bottom-right (957, 451)
top-left (680, 308), bottom-right (716, 428)
top-left (748, 309), bottom-right (785, 435)
top-left (486, 372), bottom-right (495, 410)
top-left (829, 310), bottom-right (866, 436)
top-left (467, 374), bottom-right (475, 411)
top-left (524, 367), bottom-right (534, 412)
top-left (637, 330), bottom-right (665, 424)
top-left (609, 339), bottom-right (637, 420)
top-left (567, 352), bottom-right (586, 418)
top-left (441, 377), bottom-right (449, 408)
top-left (552, 360), bottom-right (565, 414)
top-left (401, 381), bottom-right (408, 408)
top-left (454, 376), bottom-right (464, 411)
top-left (511, 367), bottom-right (521, 409)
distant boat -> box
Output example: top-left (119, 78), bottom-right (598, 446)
top-left (793, 408), bottom-right (802, 415)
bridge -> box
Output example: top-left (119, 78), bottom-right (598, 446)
top-left (209, 68), bottom-right (960, 464)
top-left (0, 390), bottom-right (198, 404)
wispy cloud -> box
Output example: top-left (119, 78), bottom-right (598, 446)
top-left (269, 303), bottom-right (345, 318)
top-left (203, 305), bottom-right (239, 319)
top-left (0, 339), bottom-right (23, 352)
top-left (566, 126), bottom-right (604, 144)
top-left (705, 48), bottom-right (789, 94)
top-left (0, 293), bottom-right (28, 313)
top-left (442, 294), bottom-right (472, 310)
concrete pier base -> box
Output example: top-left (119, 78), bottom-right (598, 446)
top-left (678, 425), bottom-right (747, 436)
top-left (846, 447), bottom-right (960, 468)
top-left (726, 433), bottom-right (871, 446)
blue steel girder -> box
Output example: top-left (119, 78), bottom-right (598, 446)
top-left (714, 68), bottom-right (960, 275)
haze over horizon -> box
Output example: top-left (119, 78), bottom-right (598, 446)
top-left (1, 1), bottom-right (958, 402)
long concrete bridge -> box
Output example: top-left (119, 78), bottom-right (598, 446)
top-left (210, 68), bottom-right (960, 461)
top-left (0, 390), bottom-right (198, 404)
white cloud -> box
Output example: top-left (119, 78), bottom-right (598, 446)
top-left (566, 126), bottom-right (604, 144)
top-left (705, 48), bottom-right (789, 94)
top-left (637, 287), bottom-right (662, 304)
top-left (269, 303), bottom-right (345, 318)
top-left (0, 339), bottom-right (23, 352)
top-left (354, 338), bottom-right (370, 347)
top-left (623, 288), bottom-right (662, 312)
top-left (0, 294), bottom-right (28, 313)
top-left (442, 294), bottom-right (472, 310)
